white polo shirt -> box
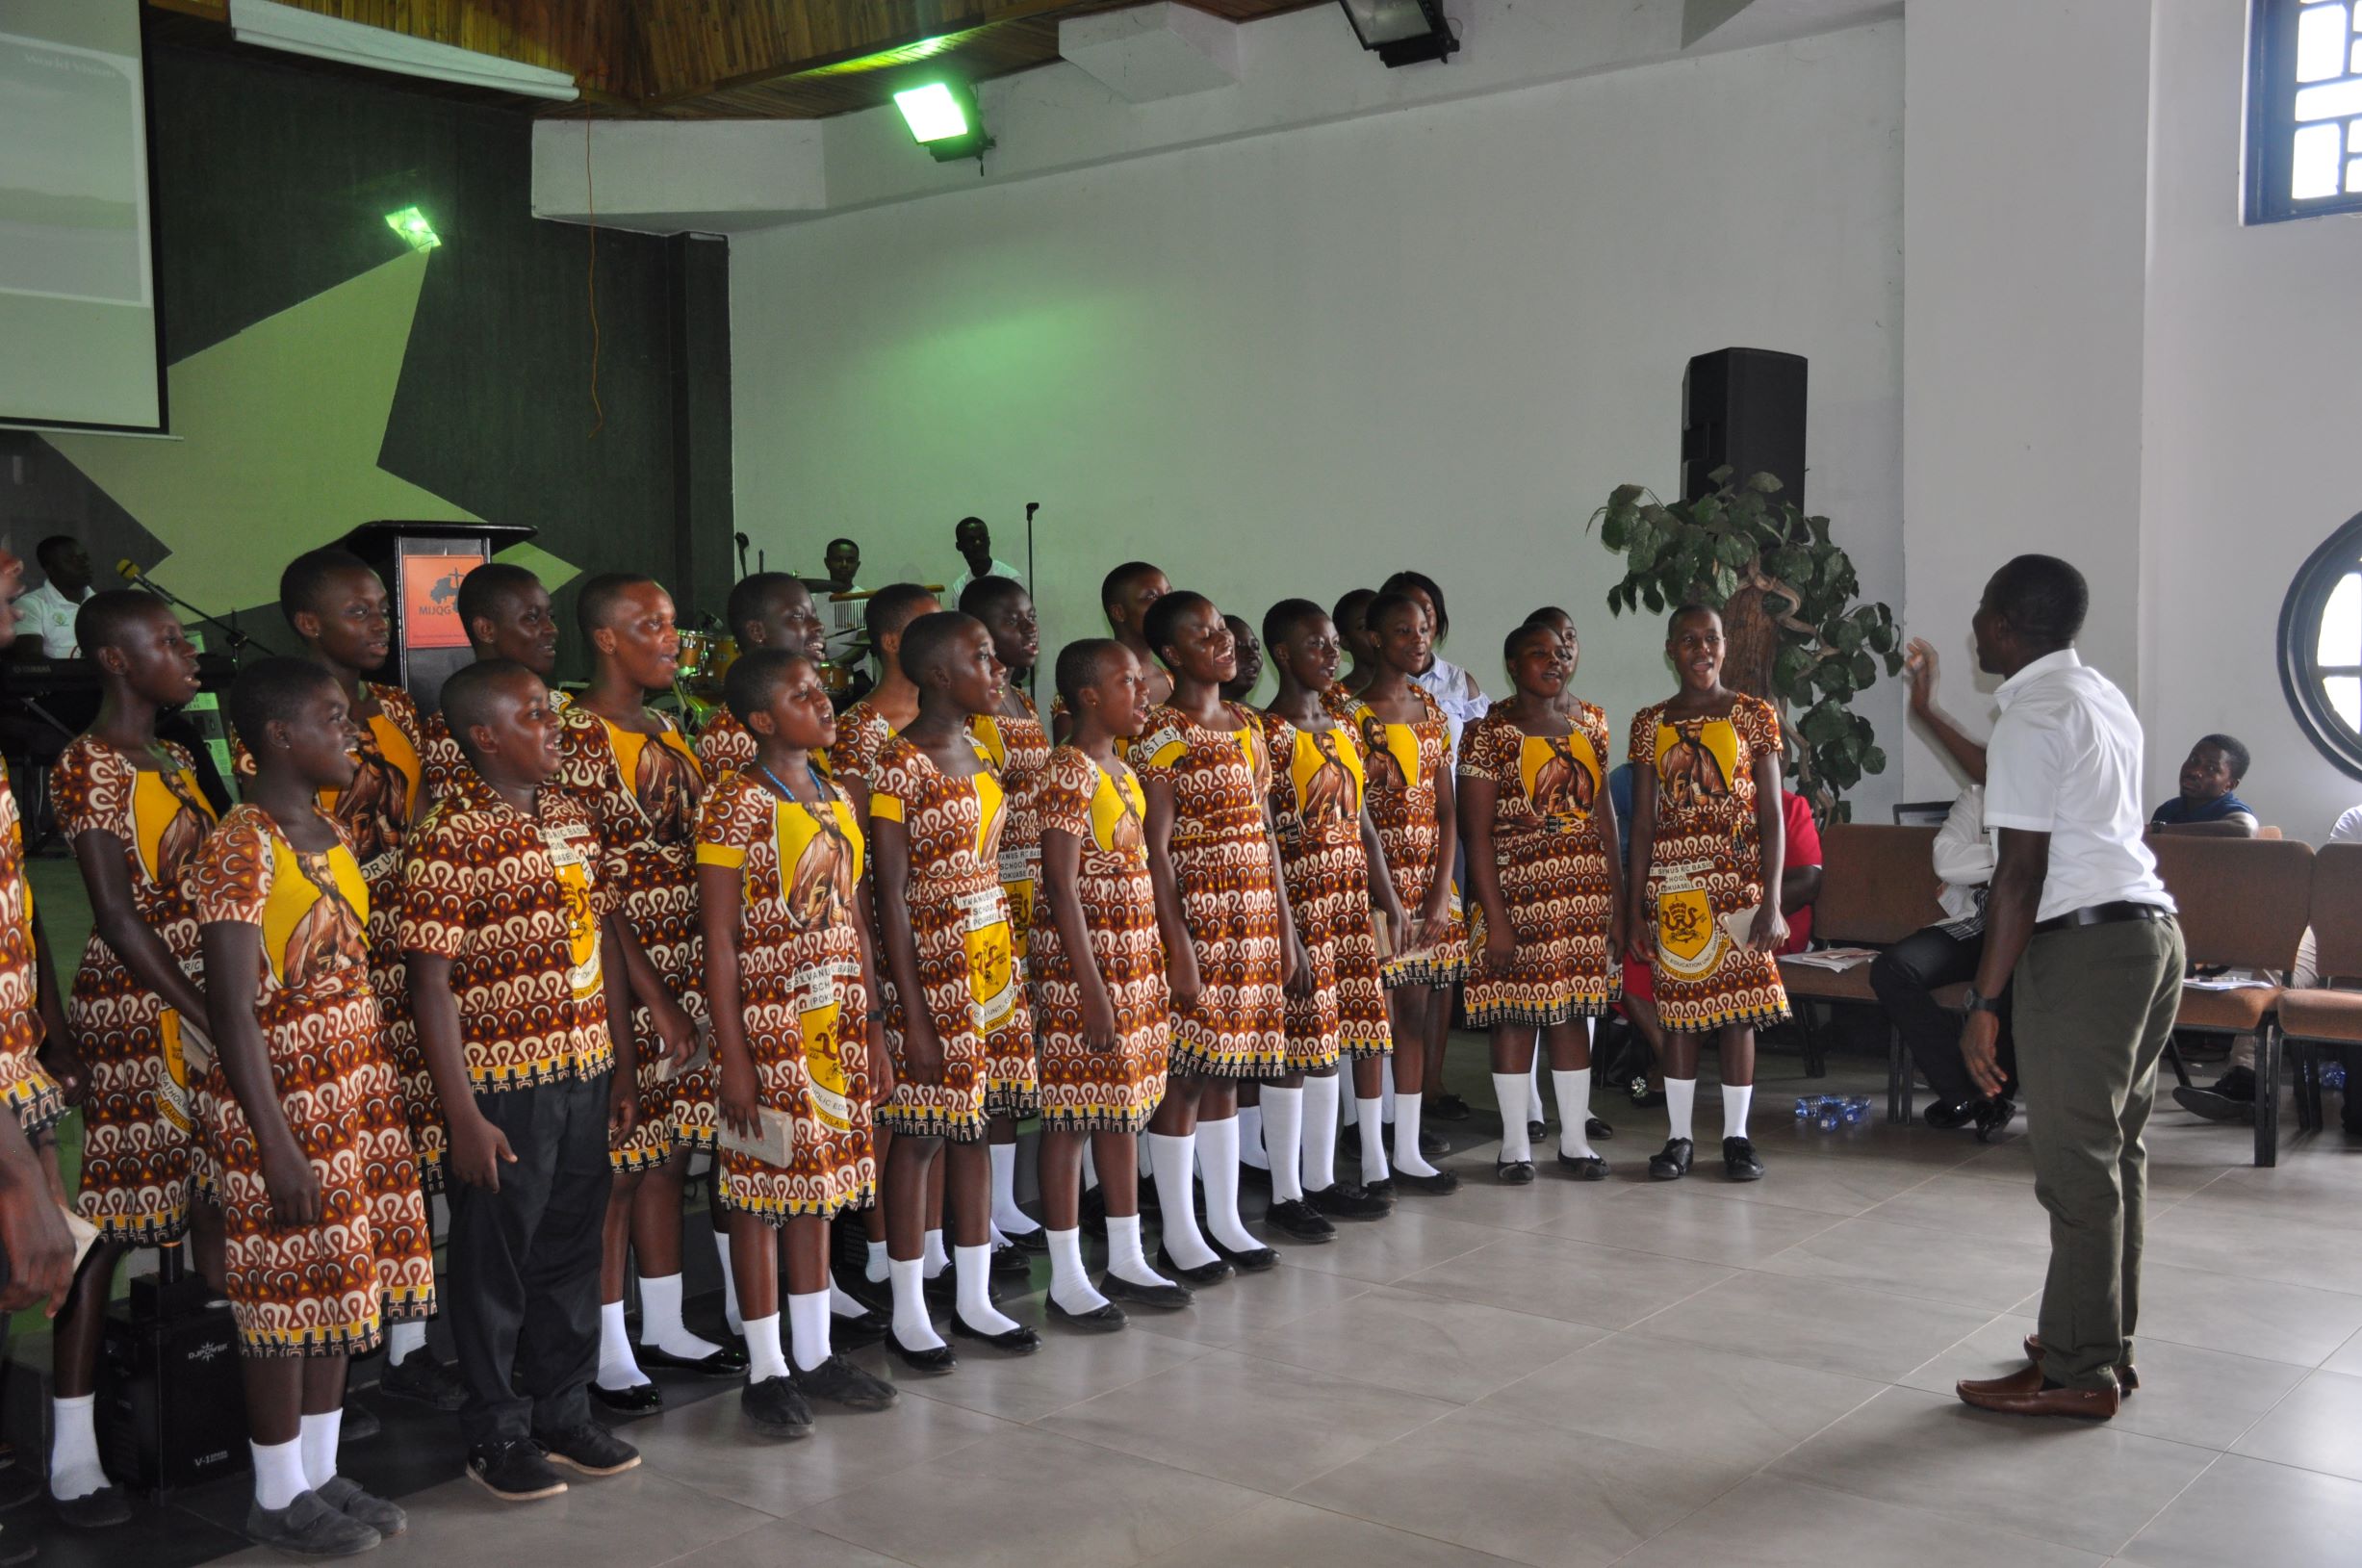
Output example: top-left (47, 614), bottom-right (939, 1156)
top-left (946, 557), bottom-right (1021, 607)
top-left (1983, 647), bottom-right (2173, 923)
top-left (13, 580), bottom-right (90, 659)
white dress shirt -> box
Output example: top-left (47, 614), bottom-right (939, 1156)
top-left (822, 582), bottom-right (867, 664)
top-left (13, 580), bottom-right (90, 658)
top-left (1933, 785), bottom-right (1995, 923)
top-left (1983, 647), bottom-right (2173, 922)
top-left (1410, 655), bottom-right (1488, 751)
top-left (946, 557), bottom-right (1022, 607)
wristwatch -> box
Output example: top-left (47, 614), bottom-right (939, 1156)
top-left (1962, 988), bottom-right (2003, 1017)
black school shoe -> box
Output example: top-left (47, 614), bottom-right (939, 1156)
top-left (1155, 1245), bottom-right (1235, 1287)
top-left (538, 1424), bottom-right (641, 1478)
top-left (340, 1398), bottom-right (380, 1444)
top-left (1722, 1137), bottom-right (1764, 1182)
top-left (53, 1484), bottom-right (132, 1529)
top-left (949, 1313), bottom-right (1043, 1354)
top-left (1974, 1098), bottom-right (2016, 1143)
top-left (589, 1380), bottom-right (663, 1416)
top-left (1388, 1167), bottom-right (1461, 1195)
top-left (636, 1340), bottom-right (748, 1376)
top-left (1586, 1116), bottom-right (1614, 1143)
top-left (792, 1354), bottom-right (898, 1411)
top-left (1046, 1296), bottom-right (1128, 1333)
top-left (1263, 1197), bottom-right (1338, 1243)
top-left (1648, 1138), bottom-right (1695, 1180)
top-left (466, 1440), bottom-right (568, 1503)
top-left (1209, 1235), bottom-right (1279, 1272)
top-left (1307, 1181), bottom-right (1392, 1221)
top-left (1555, 1152), bottom-right (1609, 1180)
top-left (1100, 1271), bottom-right (1194, 1310)
top-left (1495, 1160), bottom-right (1535, 1185)
top-left (379, 1347), bottom-right (468, 1411)
top-left (830, 1302), bottom-right (892, 1349)
top-left (740, 1375), bottom-right (814, 1439)
top-left (1428, 1093), bottom-right (1473, 1122)
top-left (991, 1242), bottom-right (1035, 1277)
top-left (1418, 1125), bottom-right (1451, 1160)
top-left (885, 1326), bottom-right (959, 1375)
top-left (244, 1491), bottom-right (380, 1555)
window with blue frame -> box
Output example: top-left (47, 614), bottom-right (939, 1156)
top-left (2248, 0), bottom-right (2362, 222)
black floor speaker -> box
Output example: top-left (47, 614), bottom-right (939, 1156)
top-left (100, 1271), bottom-right (249, 1495)
top-left (1682, 347), bottom-right (1808, 507)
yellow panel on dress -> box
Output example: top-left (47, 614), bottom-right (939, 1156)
top-left (772, 799), bottom-right (864, 929)
top-left (970, 714), bottom-right (1009, 772)
top-left (540, 825), bottom-right (603, 1001)
top-left (258, 838), bottom-right (371, 987)
top-left (1654, 717), bottom-right (1741, 811)
top-left (1521, 732), bottom-right (1601, 831)
top-left (1292, 728), bottom-right (1365, 820)
top-left (324, 712), bottom-right (423, 824)
top-left (132, 769), bottom-right (215, 885)
top-left (1087, 763), bottom-right (1146, 854)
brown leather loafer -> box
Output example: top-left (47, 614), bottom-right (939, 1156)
top-left (2022, 1333), bottom-right (2139, 1394)
top-left (1956, 1363), bottom-right (2118, 1420)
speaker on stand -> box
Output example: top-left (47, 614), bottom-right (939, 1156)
top-left (1681, 348), bottom-right (1808, 506)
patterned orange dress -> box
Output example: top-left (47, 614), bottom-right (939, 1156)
top-left (1259, 712), bottom-right (1392, 1067)
top-left (1459, 706), bottom-right (1620, 1026)
top-left (868, 734), bottom-right (1029, 1142)
top-left (557, 707), bottom-right (709, 1170)
top-left (55, 738), bottom-right (218, 1242)
top-left (823, 701), bottom-right (896, 788)
top-left (697, 706), bottom-right (757, 781)
top-left (969, 695), bottom-right (1049, 1117)
top-left (1325, 683), bottom-right (1467, 988)
top-left (0, 773), bottom-right (64, 1136)
top-left (696, 769), bottom-right (878, 1220)
top-left (186, 806), bottom-right (436, 1356)
top-left (1028, 747), bottom-right (1169, 1131)
top-left (1133, 703), bottom-right (1288, 1079)
top-left (1628, 697), bottom-right (1790, 1033)
top-left (244, 682), bottom-right (432, 1183)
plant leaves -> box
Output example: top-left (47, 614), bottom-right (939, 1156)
top-left (1800, 701), bottom-right (1851, 745)
top-left (1747, 472), bottom-right (1784, 494)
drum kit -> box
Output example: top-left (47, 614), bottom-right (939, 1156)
top-left (672, 604), bottom-right (868, 719)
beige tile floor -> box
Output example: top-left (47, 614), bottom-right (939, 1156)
top-left (199, 1058), bottom-right (2362, 1568)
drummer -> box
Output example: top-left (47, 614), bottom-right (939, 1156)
top-left (822, 538), bottom-right (867, 667)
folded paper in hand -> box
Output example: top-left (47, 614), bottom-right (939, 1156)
top-left (717, 1106), bottom-right (796, 1167)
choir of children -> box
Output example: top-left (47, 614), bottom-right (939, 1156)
top-left (6, 546), bottom-right (1798, 1557)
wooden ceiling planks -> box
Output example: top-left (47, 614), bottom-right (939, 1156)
top-left (146, 0), bottom-right (1332, 117)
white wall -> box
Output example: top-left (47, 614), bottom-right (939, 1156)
top-left (732, 21), bottom-right (1908, 815)
top-left (1899, 0), bottom-right (2155, 798)
top-left (2141, 0), bottom-right (2362, 838)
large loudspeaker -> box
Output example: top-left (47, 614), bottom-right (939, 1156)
top-left (100, 1272), bottom-right (248, 1494)
top-left (1681, 348), bottom-right (1808, 508)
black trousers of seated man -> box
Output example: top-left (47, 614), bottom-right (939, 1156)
top-left (1871, 923), bottom-right (2018, 1104)
top-left (447, 1069), bottom-right (614, 1450)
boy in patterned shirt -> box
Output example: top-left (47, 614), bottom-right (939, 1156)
top-left (400, 660), bottom-right (647, 1504)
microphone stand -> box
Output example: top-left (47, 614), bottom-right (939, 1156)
top-left (121, 567), bottom-right (275, 663)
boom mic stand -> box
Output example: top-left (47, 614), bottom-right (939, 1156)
top-left (116, 559), bottom-right (275, 664)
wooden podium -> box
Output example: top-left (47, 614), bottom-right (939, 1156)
top-left (340, 521), bottom-right (537, 711)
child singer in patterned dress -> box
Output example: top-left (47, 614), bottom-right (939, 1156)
top-left (194, 659), bottom-right (433, 1555)
top-left (1030, 640), bottom-right (1191, 1325)
top-left (868, 612), bottom-right (1040, 1370)
top-left (1326, 590), bottom-right (1463, 1195)
top-left (698, 650), bottom-right (899, 1434)
top-left (1459, 621), bottom-right (1623, 1183)
top-left (1625, 604), bottom-right (1790, 1185)
top-left (1136, 592), bottom-right (1303, 1284)
top-left (1257, 600), bottom-right (1402, 1230)
top-left (46, 593), bottom-right (222, 1525)
top-left (961, 576), bottom-right (1050, 1262)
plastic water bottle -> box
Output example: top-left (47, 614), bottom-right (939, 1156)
top-left (1842, 1096), bottom-right (1871, 1125)
top-left (2323, 1061), bottom-right (2348, 1092)
top-left (1794, 1096), bottom-right (1813, 1119)
top-left (1816, 1104), bottom-right (1842, 1132)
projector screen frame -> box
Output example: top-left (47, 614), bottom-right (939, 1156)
top-left (0, 0), bottom-right (170, 437)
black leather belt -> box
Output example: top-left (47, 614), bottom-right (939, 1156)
top-left (2032, 901), bottom-right (2173, 936)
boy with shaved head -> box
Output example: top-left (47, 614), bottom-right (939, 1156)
top-left (698, 572), bottom-right (831, 781)
top-left (420, 563), bottom-right (564, 802)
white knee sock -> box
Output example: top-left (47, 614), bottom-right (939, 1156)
top-left (1393, 1092), bottom-right (1441, 1177)
top-left (1723, 1084), bottom-right (1754, 1141)
top-left (1528, 1057), bottom-right (1547, 1122)
top-left (1237, 1105), bottom-right (1270, 1170)
top-left (744, 1312), bottom-right (790, 1382)
top-left (297, 1408), bottom-right (340, 1491)
top-left (1302, 1076), bottom-right (1341, 1193)
top-left (787, 1290), bottom-right (832, 1373)
top-left (1553, 1068), bottom-right (1596, 1158)
top-left (387, 1320), bottom-right (428, 1362)
top-left (955, 1244), bottom-right (1022, 1334)
top-left (598, 1298), bottom-right (651, 1388)
top-left (639, 1273), bottom-right (722, 1360)
top-left (922, 1228), bottom-right (949, 1278)
top-left (48, 1394), bottom-right (105, 1502)
top-left (1493, 1073), bottom-right (1532, 1163)
top-left (1148, 1131), bottom-right (1218, 1269)
top-left (1261, 1087), bottom-right (1305, 1202)
top-left (830, 1279), bottom-right (873, 1317)
top-left (251, 1436), bottom-right (307, 1512)
top-left (990, 1141), bottom-right (1042, 1236)
top-left (1357, 1095), bottom-right (1391, 1185)
top-left (1105, 1213), bottom-right (1171, 1289)
top-left (864, 1238), bottom-right (889, 1284)
top-left (711, 1226), bottom-right (743, 1335)
top-left (1666, 1078), bottom-right (1698, 1143)
top-left (1194, 1118), bottom-right (1260, 1251)
top-left (1381, 1075), bottom-right (1397, 1123)
top-left (1046, 1227), bottom-right (1110, 1314)
top-left (888, 1257), bottom-right (943, 1350)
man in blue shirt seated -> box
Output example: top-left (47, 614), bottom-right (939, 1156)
top-left (2148, 733), bottom-right (2258, 837)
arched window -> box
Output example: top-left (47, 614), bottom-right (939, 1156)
top-left (2278, 510), bottom-right (2362, 778)
top-left (2248, 0), bottom-right (2362, 222)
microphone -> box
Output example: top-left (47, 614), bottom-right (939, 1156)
top-left (116, 557), bottom-right (142, 581)
top-left (1025, 502), bottom-right (1040, 523)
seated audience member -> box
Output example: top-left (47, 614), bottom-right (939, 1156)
top-left (1870, 784), bottom-right (2017, 1136)
top-left (1604, 761), bottom-right (1666, 1107)
top-left (2177, 798), bottom-right (2361, 1127)
top-left (1778, 789), bottom-right (1822, 956)
top-left (14, 536), bottom-right (95, 659)
top-left (2149, 734), bottom-right (2258, 836)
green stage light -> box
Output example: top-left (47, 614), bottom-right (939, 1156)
top-left (385, 206), bottom-right (441, 251)
top-left (892, 79), bottom-right (992, 163)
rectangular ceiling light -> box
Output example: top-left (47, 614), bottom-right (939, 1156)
top-left (894, 83), bottom-right (971, 143)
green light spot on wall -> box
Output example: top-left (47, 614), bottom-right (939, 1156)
top-left (894, 84), bottom-right (969, 144)
top-left (385, 207), bottom-right (440, 252)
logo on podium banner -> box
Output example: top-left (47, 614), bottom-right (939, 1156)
top-left (401, 553), bottom-right (485, 650)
